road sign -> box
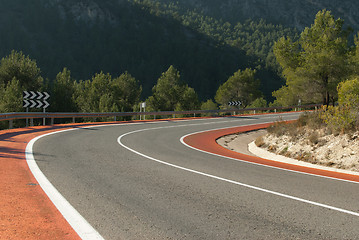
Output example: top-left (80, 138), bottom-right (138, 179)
top-left (23, 91), bottom-right (50, 109)
top-left (228, 101), bottom-right (241, 106)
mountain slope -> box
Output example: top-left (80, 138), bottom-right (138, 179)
top-left (156, 0), bottom-right (359, 31)
top-left (1, 0), bottom-right (357, 102)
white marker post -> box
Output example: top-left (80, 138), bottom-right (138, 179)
top-left (141, 102), bottom-right (146, 120)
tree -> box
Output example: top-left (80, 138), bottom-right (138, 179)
top-left (74, 72), bottom-right (113, 113)
top-left (111, 72), bottom-right (142, 112)
top-left (201, 99), bottom-right (218, 111)
top-left (337, 77), bottom-right (359, 110)
top-left (0, 77), bottom-right (22, 113)
top-left (147, 65), bottom-right (199, 111)
top-left (0, 51), bottom-right (43, 114)
top-left (73, 71), bottom-right (142, 114)
top-left (0, 50), bottom-right (43, 90)
top-left (215, 68), bottom-right (261, 108)
top-left (273, 9), bottom-right (352, 106)
top-left (248, 97), bottom-right (267, 108)
top-left (50, 68), bottom-right (77, 112)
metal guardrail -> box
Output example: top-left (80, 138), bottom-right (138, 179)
top-left (0, 104), bottom-right (321, 129)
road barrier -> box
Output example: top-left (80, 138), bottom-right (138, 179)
top-left (0, 104), bottom-right (321, 129)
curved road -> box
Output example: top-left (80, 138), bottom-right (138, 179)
top-left (33, 113), bottom-right (359, 239)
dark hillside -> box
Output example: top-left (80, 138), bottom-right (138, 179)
top-left (2, 0), bottom-right (355, 101)
top-left (156, 0), bottom-right (359, 31)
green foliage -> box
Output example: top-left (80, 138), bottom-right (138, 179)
top-left (271, 85), bottom-right (299, 107)
top-left (320, 105), bottom-right (356, 132)
top-left (317, 77), bottom-right (359, 133)
top-left (74, 71), bottom-right (142, 113)
top-left (0, 77), bottom-right (22, 113)
top-left (337, 77), bottom-right (359, 109)
top-left (0, 0), bottom-right (298, 102)
top-left (273, 10), bottom-right (352, 106)
top-left (200, 99), bottom-right (218, 117)
top-left (147, 65), bottom-right (199, 112)
top-left (112, 72), bottom-right (142, 112)
top-left (201, 99), bottom-right (218, 111)
top-left (248, 97), bottom-right (267, 108)
top-left (50, 68), bottom-right (77, 112)
top-left (0, 51), bottom-right (44, 114)
top-left (0, 50), bottom-right (43, 91)
top-left (215, 68), bottom-right (262, 108)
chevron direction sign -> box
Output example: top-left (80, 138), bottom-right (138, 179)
top-left (23, 91), bottom-right (50, 109)
top-left (228, 101), bottom-right (241, 107)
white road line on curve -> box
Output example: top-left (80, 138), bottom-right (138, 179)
top-left (24, 116), bottom-right (261, 239)
top-left (23, 112), bottom-right (301, 239)
top-left (180, 129), bottom-right (359, 185)
top-left (117, 124), bottom-right (359, 218)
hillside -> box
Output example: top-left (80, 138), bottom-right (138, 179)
top-left (156, 0), bottom-right (359, 31)
top-left (0, 0), bottom-right (357, 101)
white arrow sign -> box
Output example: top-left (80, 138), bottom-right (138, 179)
top-left (23, 99), bottom-right (30, 108)
top-left (37, 91), bottom-right (44, 100)
top-left (30, 91), bottom-right (37, 99)
top-left (36, 100), bottom-right (44, 108)
top-left (23, 91), bottom-right (50, 108)
top-left (43, 92), bottom-right (50, 100)
top-left (43, 100), bottom-right (50, 109)
top-left (29, 100), bottom-right (37, 108)
top-left (23, 91), bottom-right (31, 99)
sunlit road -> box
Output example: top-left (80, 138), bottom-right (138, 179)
top-left (33, 113), bottom-right (359, 239)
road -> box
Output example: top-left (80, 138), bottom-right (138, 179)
top-left (33, 113), bottom-right (359, 239)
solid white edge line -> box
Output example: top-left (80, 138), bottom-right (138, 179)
top-left (117, 127), bottom-right (359, 217)
top-left (20, 112), bottom-right (310, 239)
top-left (23, 117), bottom-right (229, 239)
top-left (26, 128), bottom-right (105, 240)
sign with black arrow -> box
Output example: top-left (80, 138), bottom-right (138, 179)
top-left (228, 101), bottom-right (241, 107)
top-left (23, 91), bottom-right (50, 109)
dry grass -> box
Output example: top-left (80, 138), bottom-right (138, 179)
top-left (255, 136), bottom-right (265, 147)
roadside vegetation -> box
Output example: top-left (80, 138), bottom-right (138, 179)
top-left (255, 9), bottom-right (359, 170)
top-left (257, 77), bottom-right (359, 170)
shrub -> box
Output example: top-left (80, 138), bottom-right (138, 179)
top-left (255, 136), bottom-right (265, 147)
top-left (320, 105), bottom-right (356, 133)
top-left (308, 131), bottom-right (319, 145)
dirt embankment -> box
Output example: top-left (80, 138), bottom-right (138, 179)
top-left (218, 128), bottom-right (359, 173)
top-left (257, 128), bottom-right (359, 172)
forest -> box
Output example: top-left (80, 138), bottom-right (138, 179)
top-left (1, 1), bottom-right (359, 127)
top-left (0, 0), bottom-right (298, 102)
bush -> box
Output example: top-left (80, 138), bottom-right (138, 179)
top-left (320, 105), bottom-right (356, 133)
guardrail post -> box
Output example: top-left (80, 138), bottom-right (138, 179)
top-left (9, 120), bottom-right (13, 129)
top-left (30, 118), bottom-right (34, 127)
top-left (51, 118), bottom-right (54, 125)
top-left (72, 117), bottom-right (75, 123)
top-left (254, 110), bottom-right (256, 114)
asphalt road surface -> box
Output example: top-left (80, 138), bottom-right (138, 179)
top-left (33, 113), bottom-right (359, 239)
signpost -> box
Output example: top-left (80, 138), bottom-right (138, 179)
top-left (228, 101), bottom-right (241, 115)
top-left (228, 101), bottom-right (241, 107)
top-left (23, 91), bottom-right (50, 126)
top-left (140, 102), bottom-right (146, 120)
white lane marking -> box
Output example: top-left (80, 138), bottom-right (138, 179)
top-left (118, 125), bottom-right (359, 218)
top-left (26, 129), bottom-right (105, 240)
top-left (22, 112), bottom-right (300, 239)
top-left (23, 116), bottom-right (265, 239)
top-left (180, 129), bottom-right (359, 185)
